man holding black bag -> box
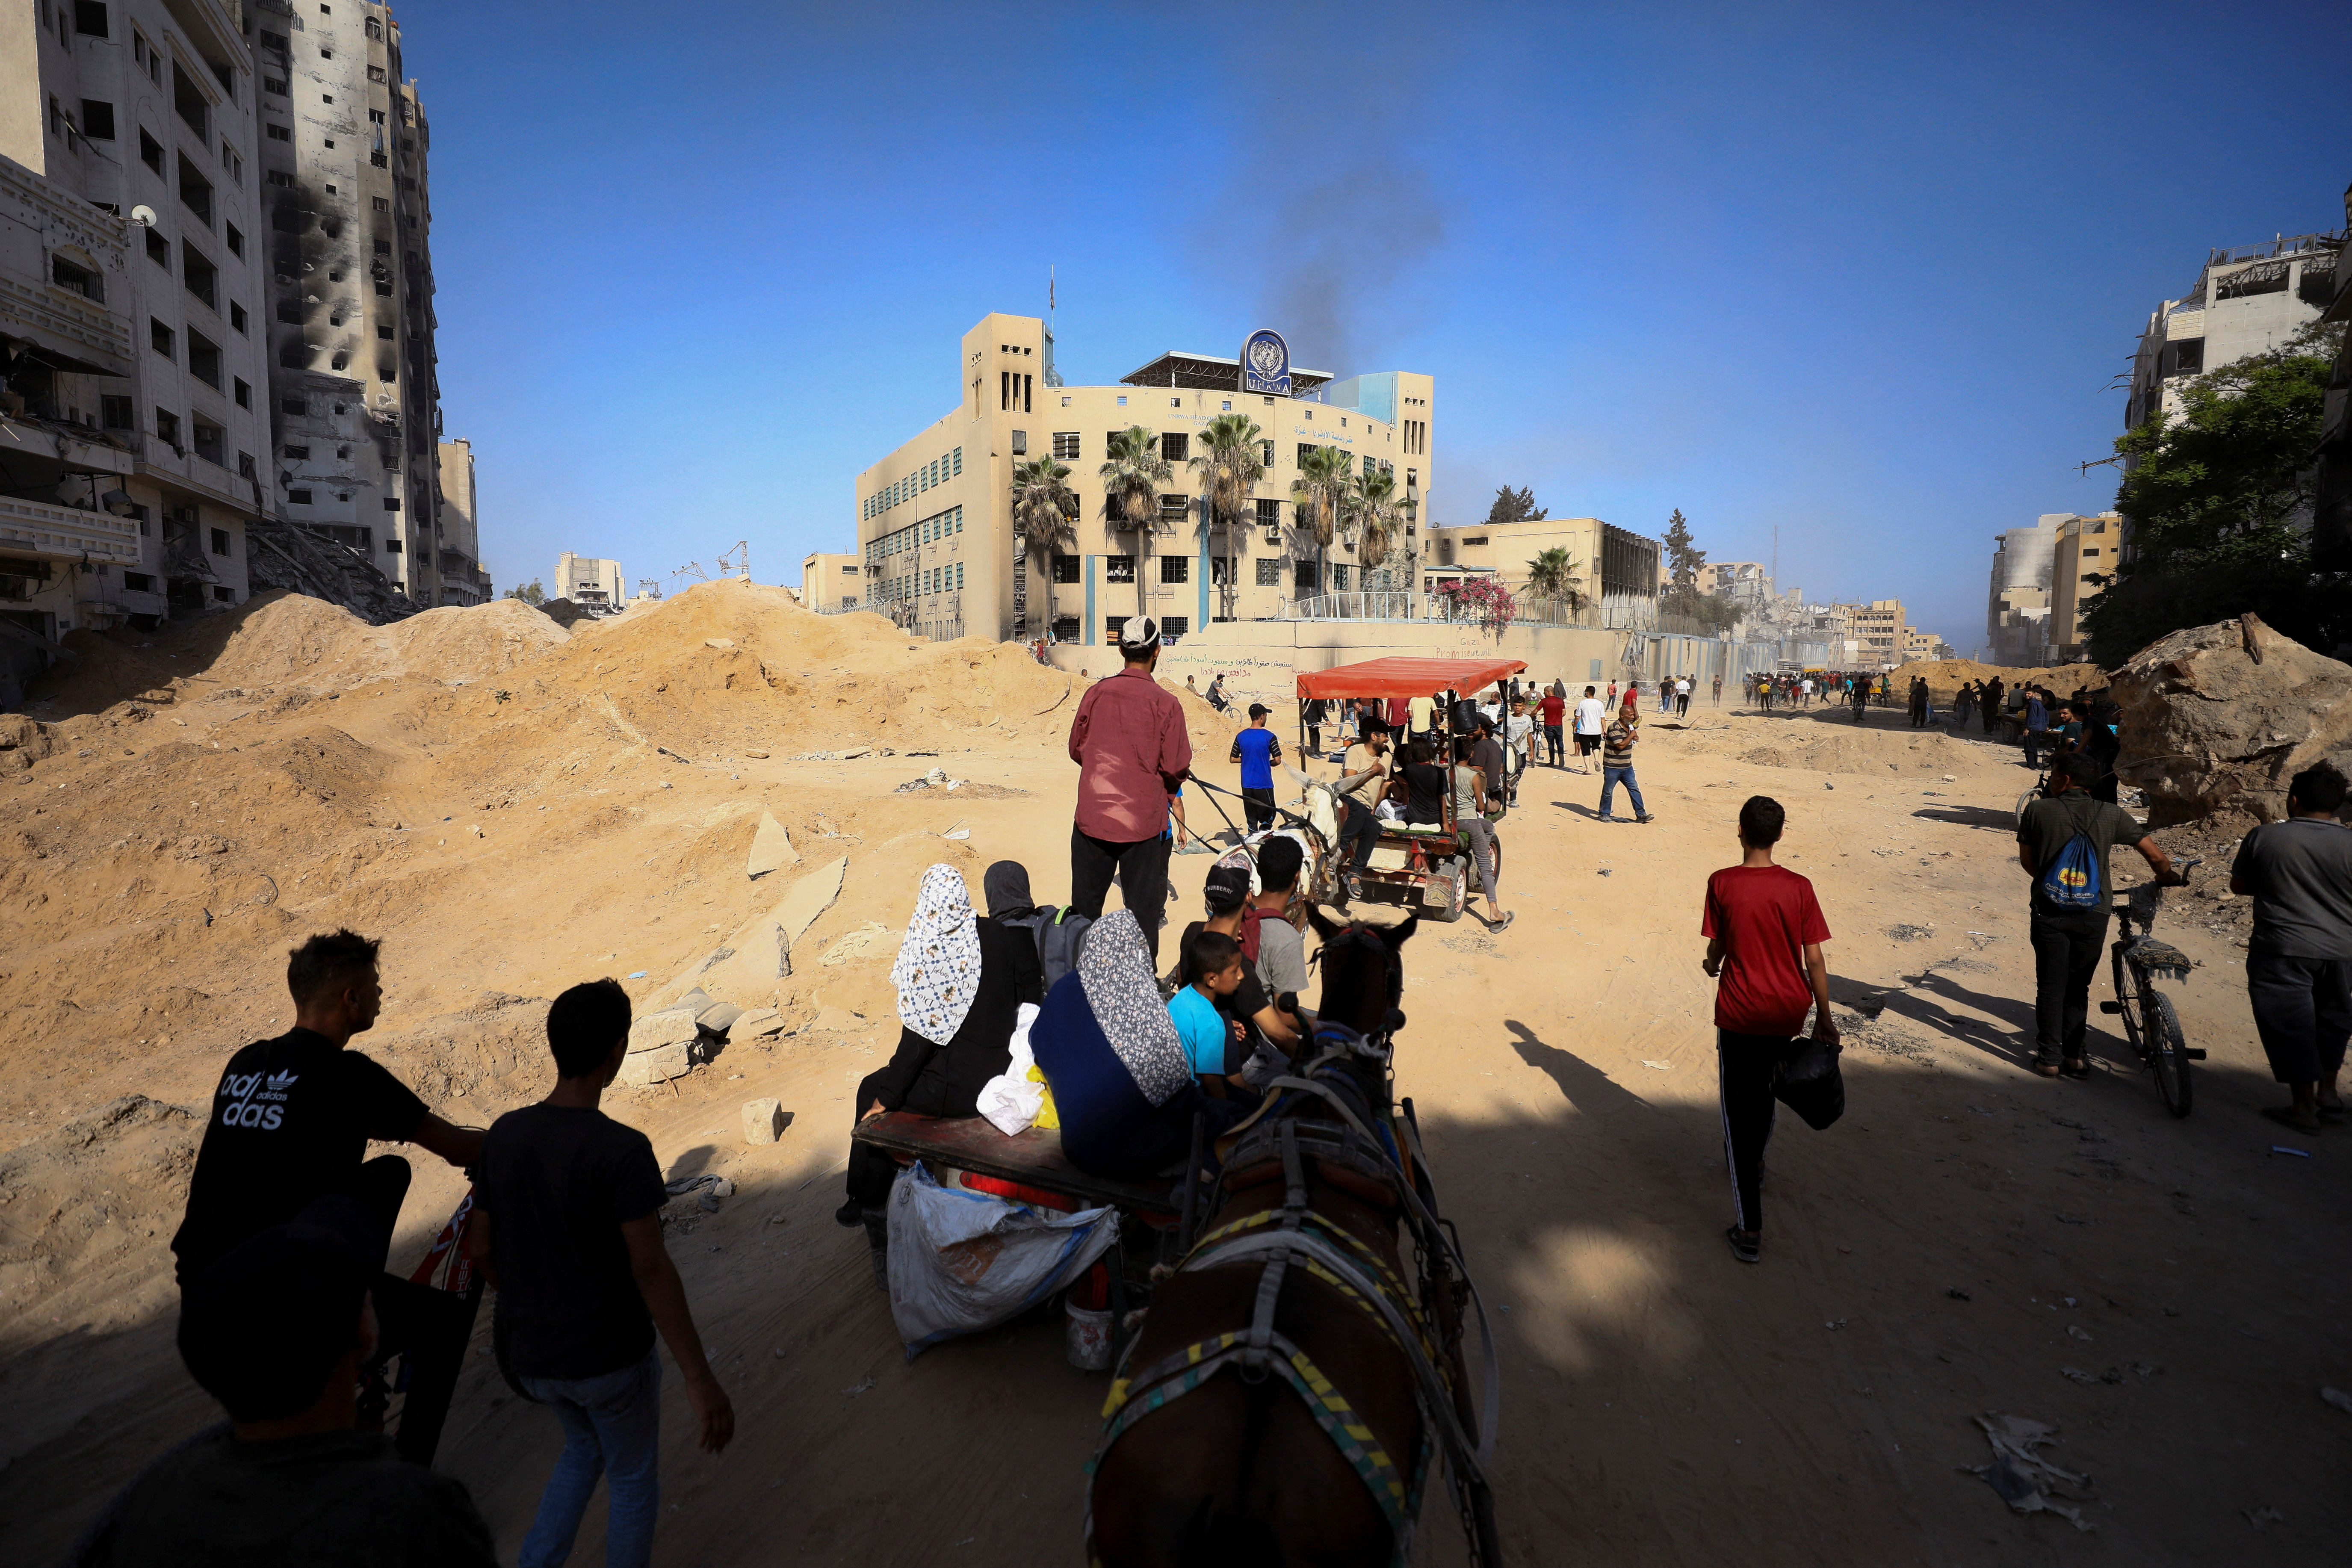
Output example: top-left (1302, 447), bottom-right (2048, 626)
top-left (1701, 796), bottom-right (1837, 1265)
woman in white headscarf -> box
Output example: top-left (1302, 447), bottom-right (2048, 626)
top-left (837, 865), bottom-right (1022, 1258)
top-left (1030, 908), bottom-right (1251, 1178)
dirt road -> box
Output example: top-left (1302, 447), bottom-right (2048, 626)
top-left (3, 594), bottom-right (2344, 1564)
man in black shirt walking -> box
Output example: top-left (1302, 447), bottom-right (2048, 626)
top-left (171, 930), bottom-right (486, 1463)
top-left (467, 980), bottom-right (733, 1568)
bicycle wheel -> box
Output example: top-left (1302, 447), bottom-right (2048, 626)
top-left (2110, 950), bottom-right (2143, 1056)
top-left (2014, 787), bottom-right (2040, 826)
top-left (2146, 988), bottom-right (2192, 1118)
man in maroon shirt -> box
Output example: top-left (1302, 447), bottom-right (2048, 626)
top-left (1700, 795), bottom-right (1836, 1264)
top-left (1067, 617), bottom-right (1193, 962)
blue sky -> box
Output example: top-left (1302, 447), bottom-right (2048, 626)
top-left (401, 0), bottom-right (2350, 648)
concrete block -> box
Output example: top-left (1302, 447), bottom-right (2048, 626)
top-left (746, 810), bottom-right (798, 878)
top-left (697, 1000), bottom-right (746, 1034)
top-left (732, 1007), bottom-right (785, 1038)
top-left (618, 1040), bottom-right (692, 1086)
top-left (627, 1007), bottom-right (698, 1054)
top-left (742, 1098), bottom-right (785, 1145)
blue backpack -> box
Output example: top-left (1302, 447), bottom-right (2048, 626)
top-left (2039, 827), bottom-right (2103, 910)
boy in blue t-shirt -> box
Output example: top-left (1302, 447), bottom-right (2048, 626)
top-left (1169, 927), bottom-right (1248, 1096)
top-left (1229, 703), bottom-right (1284, 833)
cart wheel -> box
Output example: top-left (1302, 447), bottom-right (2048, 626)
top-left (1430, 858), bottom-right (1469, 923)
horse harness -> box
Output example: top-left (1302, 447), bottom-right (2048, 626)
top-left (1090, 1016), bottom-right (1501, 1567)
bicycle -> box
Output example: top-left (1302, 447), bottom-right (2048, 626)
top-left (2099, 858), bottom-right (2205, 1117)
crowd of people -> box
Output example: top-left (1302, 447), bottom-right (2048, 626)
top-left (71, 610), bottom-right (2351, 1562)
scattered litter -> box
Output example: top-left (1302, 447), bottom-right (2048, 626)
top-left (2322, 1387), bottom-right (2352, 1415)
top-left (1597, 868), bottom-right (1612, 877)
top-left (2243, 1506), bottom-right (2285, 1531)
top-left (2059, 1367), bottom-right (2097, 1385)
top-left (2067, 1326), bottom-right (2092, 1341)
top-left (628, 971), bottom-right (648, 979)
top-left (2053, 1214), bottom-right (2092, 1225)
top-left (1825, 1319), bottom-right (1847, 1331)
top-left (942, 827), bottom-right (970, 840)
top-left (1640, 1060), bottom-right (1673, 1071)
top-left (1885, 924), bottom-right (1934, 942)
top-left (843, 1377), bottom-right (876, 1397)
top-left (1947, 1288), bottom-right (1972, 1301)
top-left (1941, 774), bottom-right (1957, 782)
top-left (2271, 1145), bottom-right (2312, 1158)
top-left (1966, 1412), bottom-right (2095, 1531)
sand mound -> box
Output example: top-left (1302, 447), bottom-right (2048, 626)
top-left (1680, 718), bottom-right (1989, 777)
top-left (1892, 656), bottom-right (2106, 704)
top-left (198, 595), bottom-right (570, 691)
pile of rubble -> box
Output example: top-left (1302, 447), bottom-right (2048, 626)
top-left (2114, 613), bottom-right (2352, 827)
top-left (243, 517), bottom-right (419, 625)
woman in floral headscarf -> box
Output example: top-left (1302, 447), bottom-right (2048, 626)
top-left (836, 865), bottom-right (1022, 1262)
top-left (1030, 908), bottom-right (1251, 1179)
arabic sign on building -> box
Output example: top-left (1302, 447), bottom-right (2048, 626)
top-left (1241, 328), bottom-right (1291, 396)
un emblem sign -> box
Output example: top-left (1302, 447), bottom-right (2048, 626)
top-left (1241, 329), bottom-right (1291, 396)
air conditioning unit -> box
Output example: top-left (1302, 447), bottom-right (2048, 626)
top-left (1262, 528), bottom-right (1282, 548)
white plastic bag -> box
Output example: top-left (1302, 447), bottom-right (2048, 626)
top-left (886, 1163), bottom-right (1119, 1359)
top-left (975, 1003), bottom-right (1043, 1135)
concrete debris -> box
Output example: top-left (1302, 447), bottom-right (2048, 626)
top-left (1967, 1412), bottom-right (2095, 1531)
top-left (777, 857), bottom-right (848, 952)
top-left (894, 766), bottom-right (965, 793)
top-left (742, 1097), bottom-right (786, 1145)
top-left (746, 810), bottom-right (799, 878)
top-left (820, 921), bottom-right (891, 967)
top-left (2113, 613), bottom-right (2352, 827)
top-left (732, 1007), bottom-right (785, 1039)
top-left (244, 518), bottom-right (420, 625)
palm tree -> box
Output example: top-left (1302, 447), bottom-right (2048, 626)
top-left (1188, 413), bottom-right (1265, 621)
top-left (1099, 425), bottom-right (1169, 620)
top-left (1523, 545), bottom-right (1585, 617)
top-left (1289, 445), bottom-right (1351, 601)
top-left (1348, 466), bottom-right (1401, 595)
top-left (1008, 455), bottom-right (1076, 639)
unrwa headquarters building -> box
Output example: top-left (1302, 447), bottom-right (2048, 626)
top-left (839, 313), bottom-right (1434, 646)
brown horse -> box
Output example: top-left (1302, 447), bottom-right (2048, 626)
top-left (1088, 910), bottom-right (1498, 1567)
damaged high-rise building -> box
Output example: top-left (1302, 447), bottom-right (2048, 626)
top-left (247, 0), bottom-right (477, 605)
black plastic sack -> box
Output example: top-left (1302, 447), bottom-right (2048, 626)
top-left (1774, 1039), bottom-right (1845, 1131)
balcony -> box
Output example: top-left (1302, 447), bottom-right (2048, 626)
top-left (0, 493), bottom-right (142, 566)
top-left (0, 163), bottom-right (133, 377)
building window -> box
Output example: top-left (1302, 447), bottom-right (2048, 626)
top-left (192, 417), bottom-right (224, 464)
top-left (139, 128), bottom-right (164, 173)
top-left (1051, 615), bottom-right (1080, 641)
top-left (233, 377), bottom-right (250, 408)
top-left (124, 572), bottom-right (154, 592)
top-left (1160, 555), bottom-right (1188, 584)
top-left (275, 301), bottom-right (303, 323)
top-left (1330, 564), bottom-right (1350, 591)
top-left (171, 62), bottom-right (208, 138)
top-left (1294, 560), bottom-right (1319, 592)
top-left (154, 407), bottom-right (180, 445)
top-left (2167, 338), bottom-right (2204, 377)
top-left (1051, 553), bottom-right (1080, 584)
top-left (1255, 497), bottom-right (1281, 531)
top-left (383, 496), bottom-right (401, 511)
top-left (75, 1), bottom-right (109, 35)
top-left (1116, 396), bottom-right (1126, 406)
top-left (266, 122), bottom-right (291, 141)
top-left (182, 244), bottom-right (216, 307)
top-left (100, 395), bottom-right (133, 428)
top-left (1161, 616), bottom-right (1188, 637)
top-left (186, 331), bottom-right (221, 387)
top-left (287, 488), bottom-right (311, 504)
top-left (79, 98), bottom-right (115, 139)
top-left (1256, 558), bottom-right (1282, 587)
top-left (1161, 432), bottom-right (1188, 463)
top-left (1011, 430), bottom-right (1027, 456)
top-left (1104, 555), bottom-right (1135, 584)
top-left (230, 301), bottom-right (247, 334)
top-left (1052, 432), bottom-right (1080, 461)
top-left (1105, 616), bottom-right (1127, 644)
top-left (213, 585), bottom-right (234, 602)
top-left (149, 318), bottom-right (174, 357)
top-left (1297, 443), bottom-right (1316, 467)
top-left (50, 255), bottom-right (102, 301)
top-left (386, 537), bottom-right (401, 554)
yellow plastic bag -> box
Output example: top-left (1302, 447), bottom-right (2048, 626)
top-left (1026, 1063), bottom-right (1060, 1130)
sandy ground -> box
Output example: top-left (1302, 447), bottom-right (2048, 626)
top-left (2, 591), bottom-right (2347, 1565)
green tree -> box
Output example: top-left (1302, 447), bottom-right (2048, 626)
top-left (1009, 455), bottom-right (1077, 638)
top-left (1660, 508), bottom-right (1706, 589)
top-left (1189, 413), bottom-right (1265, 619)
top-left (504, 578), bottom-right (545, 605)
top-left (1486, 485), bottom-right (1547, 524)
top-left (1099, 425), bottom-right (1170, 618)
top-left (1523, 545), bottom-right (1585, 614)
top-left (1289, 445), bottom-right (1353, 598)
top-left (2082, 322), bottom-right (2345, 665)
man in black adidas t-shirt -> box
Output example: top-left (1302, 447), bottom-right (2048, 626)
top-left (171, 929), bottom-right (485, 1461)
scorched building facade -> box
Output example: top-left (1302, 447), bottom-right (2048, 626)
top-left (848, 312), bottom-right (1435, 644)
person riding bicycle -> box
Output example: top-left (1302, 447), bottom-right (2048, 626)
top-left (2015, 752), bottom-right (2187, 1080)
top-left (169, 930), bottom-right (486, 1462)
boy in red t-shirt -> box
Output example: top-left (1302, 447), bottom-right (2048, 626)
top-left (1538, 688), bottom-right (1566, 768)
top-left (1700, 795), bottom-right (1836, 1264)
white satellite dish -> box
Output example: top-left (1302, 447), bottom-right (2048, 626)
top-left (128, 204), bottom-right (157, 227)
